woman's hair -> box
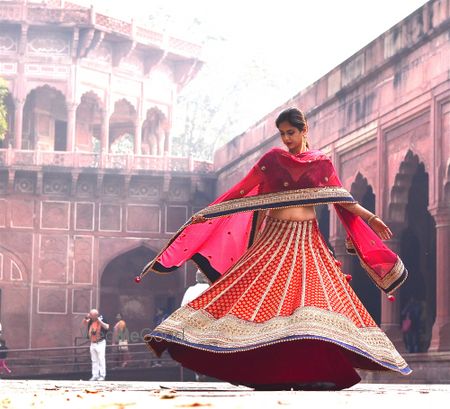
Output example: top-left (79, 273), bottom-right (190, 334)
top-left (275, 107), bottom-right (309, 148)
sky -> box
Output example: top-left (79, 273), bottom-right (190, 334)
top-left (75, 0), bottom-right (429, 153)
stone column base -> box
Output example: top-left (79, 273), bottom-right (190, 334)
top-left (430, 321), bottom-right (450, 352)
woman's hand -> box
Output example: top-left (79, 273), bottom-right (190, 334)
top-left (191, 215), bottom-right (207, 224)
top-left (369, 217), bottom-right (393, 240)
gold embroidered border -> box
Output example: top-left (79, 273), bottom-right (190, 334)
top-left (142, 186), bottom-right (355, 277)
top-left (195, 186), bottom-right (355, 218)
top-left (148, 305), bottom-right (409, 370)
top-left (359, 256), bottom-right (407, 294)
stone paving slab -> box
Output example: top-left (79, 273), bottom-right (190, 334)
top-left (0, 381), bottom-right (448, 408)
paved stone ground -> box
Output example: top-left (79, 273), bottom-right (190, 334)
top-left (0, 381), bottom-right (448, 408)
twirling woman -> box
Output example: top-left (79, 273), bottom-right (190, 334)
top-left (138, 107), bottom-right (411, 390)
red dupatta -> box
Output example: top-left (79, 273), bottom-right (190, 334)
top-left (141, 148), bottom-right (407, 295)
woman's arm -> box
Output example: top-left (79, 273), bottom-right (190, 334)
top-left (339, 202), bottom-right (393, 240)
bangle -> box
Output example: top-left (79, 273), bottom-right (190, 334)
top-left (367, 214), bottom-right (378, 226)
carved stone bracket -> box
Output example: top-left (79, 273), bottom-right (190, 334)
top-left (78, 29), bottom-right (104, 59)
top-left (77, 28), bottom-right (95, 58)
top-left (112, 40), bottom-right (136, 67)
top-left (173, 59), bottom-right (202, 88)
top-left (143, 49), bottom-right (166, 76)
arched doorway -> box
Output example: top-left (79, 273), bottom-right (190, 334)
top-left (390, 151), bottom-right (436, 352)
top-left (348, 173), bottom-right (380, 324)
top-left (22, 85), bottom-right (67, 150)
top-left (109, 99), bottom-right (136, 154)
top-left (100, 246), bottom-right (179, 342)
top-left (141, 107), bottom-right (168, 155)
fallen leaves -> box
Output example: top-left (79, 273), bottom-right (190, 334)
top-left (43, 386), bottom-right (60, 391)
top-left (158, 388), bottom-right (177, 399)
top-left (1, 398), bottom-right (11, 409)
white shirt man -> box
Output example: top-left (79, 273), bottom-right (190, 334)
top-left (83, 309), bottom-right (110, 381)
top-left (181, 270), bottom-right (210, 307)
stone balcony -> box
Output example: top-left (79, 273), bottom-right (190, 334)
top-left (0, 149), bottom-right (214, 173)
top-left (0, 0), bottom-right (202, 59)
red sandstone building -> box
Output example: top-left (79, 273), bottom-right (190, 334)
top-left (0, 0), bottom-right (449, 382)
top-left (0, 0), bottom-right (213, 349)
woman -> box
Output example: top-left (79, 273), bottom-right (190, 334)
top-left (139, 107), bottom-right (411, 390)
top-left (112, 313), bottom-right (130, 368)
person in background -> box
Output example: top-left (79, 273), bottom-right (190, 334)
top-left (181, 270), bottom-right (211, 307)
top-left (83, 309), bottom-right (109, 381)
top-left (181, 270), bottom-right (211, 381)
top-left (112, 313), bottom-right (130, 368)
top-left (0, 337), bottom-right (11, 375)
top-left (401, 296), bottom-right (422, 353)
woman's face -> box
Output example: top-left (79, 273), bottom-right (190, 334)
top-left (278, 121), bottom-right (306, 154)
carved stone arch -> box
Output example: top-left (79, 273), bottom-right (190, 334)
top-left (350, 172), bottom-right (374, 203)
top-left (111, 97), bottom-right (137, 114)
top-left (22, 84), bottom-right (68, 150)
top-left (77, 90), bottom-right (104, 109)
top-left (99, 244), bottom-right (179, 336)
top-left (388, 150), bottom-right (424, 223)
top-left (0, 245), bottom-right (28, 283)
top-left (109, 98), bottom-right (137, 153)
top-left (98, 241), bottom-right (158, 280)
top-left (75, 91), bottom-right (104, 152)
top-left (25, 83), bottom-right (68, 101)
top-left (388, 150), bottom-right (436, 351)
top-left (141, 106), bottom-right (169, 156)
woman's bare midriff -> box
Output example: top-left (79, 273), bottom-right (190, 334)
top-left (267, 205), bottom-right (316, 221)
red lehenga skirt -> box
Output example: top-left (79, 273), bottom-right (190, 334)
top-left (145, 216), bottom-right (411, 390)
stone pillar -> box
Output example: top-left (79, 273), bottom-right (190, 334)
top-left (66, 103), bottom-right (77, 152)
top-left (101, 109), bottom-right (110, 154)
top-left (13, 99), bottom-right (24, 150)
top-left (430, 207), bottom-right (450, 351)
top-left (380, 237), bottom-right (405, 352)
top-left (134, 117), bottom-right (142, 155)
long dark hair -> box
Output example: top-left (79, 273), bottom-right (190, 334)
top-left (275, 107), bottom-right (309, 148)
